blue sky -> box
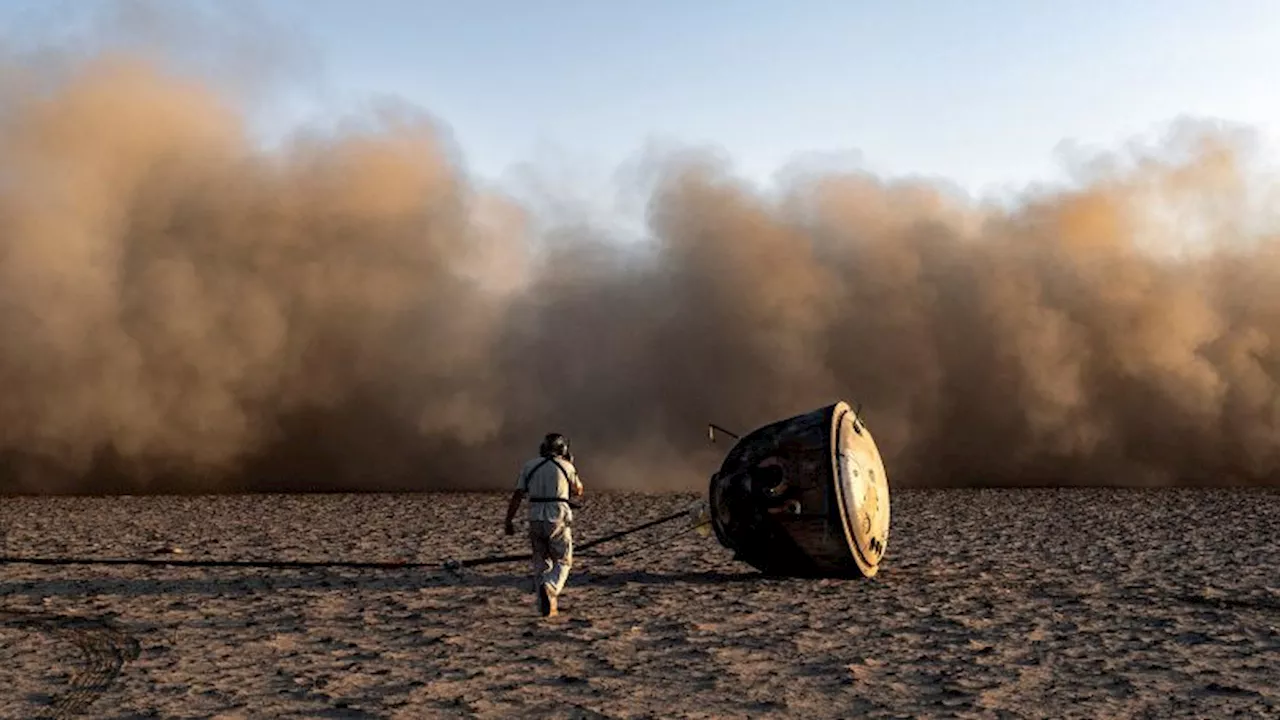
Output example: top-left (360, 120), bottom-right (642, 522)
top-left (4, 0), bottom-right (1280, 200)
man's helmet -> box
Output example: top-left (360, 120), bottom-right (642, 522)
top-left (540, 432), bottom-right (570, 459)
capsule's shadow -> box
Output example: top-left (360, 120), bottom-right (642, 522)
top-left (579, 569), bottom-right (767, 587)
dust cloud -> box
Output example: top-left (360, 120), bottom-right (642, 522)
top-left (3, 23), bottom-right (1280, 494)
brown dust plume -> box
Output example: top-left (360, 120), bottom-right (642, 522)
top-left (2, 49), bottom-right (1280, 494)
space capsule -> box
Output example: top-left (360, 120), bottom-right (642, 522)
top-left (707, 401), bottom-right (890, 578)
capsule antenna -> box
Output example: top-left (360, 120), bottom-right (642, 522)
top-left (708, 423), bottom-right (741, 443)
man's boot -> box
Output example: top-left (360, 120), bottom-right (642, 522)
top-left (537, 583), bottom-right (557, 617)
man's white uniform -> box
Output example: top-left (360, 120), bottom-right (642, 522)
top-left (515, 453), bottom-right (582, 608)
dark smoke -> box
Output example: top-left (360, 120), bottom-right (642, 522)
top-left (3, 17), bottom-right (1280, 494)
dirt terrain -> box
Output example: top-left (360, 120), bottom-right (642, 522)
top-left (1, 489), bottom-right (1277, 718)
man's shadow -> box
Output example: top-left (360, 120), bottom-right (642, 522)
top-left (0, 566), bottom-right (768, 601)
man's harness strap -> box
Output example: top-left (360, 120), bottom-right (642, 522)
top-left (526, 456), bottom-right (582, 509)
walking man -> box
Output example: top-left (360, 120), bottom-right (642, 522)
top-left (504, 432), bottom-right (584, 617)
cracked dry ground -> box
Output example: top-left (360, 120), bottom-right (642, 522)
top-left (1, 489), bottom-right (1277, 718)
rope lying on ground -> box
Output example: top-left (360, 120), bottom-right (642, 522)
top-left (589, 519), bottom-right (712, 561)
top-left (0, 507), bottom-right (700, 573)
top-left (443, 507), bottom-right (695, 571)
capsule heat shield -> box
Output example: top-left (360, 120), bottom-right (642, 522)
top-left (707, 401), bottom-right (890, 578)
